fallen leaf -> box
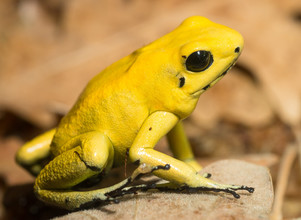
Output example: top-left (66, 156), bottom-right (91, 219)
top-left (1, 0), bottom-right (300, 128)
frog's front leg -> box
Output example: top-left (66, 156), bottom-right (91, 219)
top-left (129, 111), bottom-right (254, 198)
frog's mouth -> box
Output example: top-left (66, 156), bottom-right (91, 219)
top-left (191, 60), bottom-right (237, 96)
top-left (201, 64), bottom-right (232, 90)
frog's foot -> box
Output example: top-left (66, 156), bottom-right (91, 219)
top-left (182, 184), bottom-right (254, 198)
top-left (136, 181), bottom-right (254, 199)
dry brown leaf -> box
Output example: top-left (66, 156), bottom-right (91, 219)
top-left (231, 0), bottom-right (301, 126)
top-left (1, 0), bottom-right (300, 128)
top-left (192, 68), bottom-right (274, 128)
top-left (0, 138), bottom-right (34, 185)
top-left (197, 153), bottom-right (279, 168)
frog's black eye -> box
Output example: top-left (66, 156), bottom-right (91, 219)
top-left (185, 50), bottom-right (213, 72)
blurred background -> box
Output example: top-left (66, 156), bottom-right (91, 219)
top-left (0, 0), bottom-right (300, 219)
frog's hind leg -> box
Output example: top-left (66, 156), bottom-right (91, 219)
top-left (34, 132), bottom-right (115, 210)
top-left (33, 132), bottom-right (166, 210)
top-left (35, 171), bottom-right (132, 210)
top-left (16, 129), bottom-right (56, 176)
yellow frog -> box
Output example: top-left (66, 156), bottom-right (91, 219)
top-left (16, 16), bottom-right (253, 210)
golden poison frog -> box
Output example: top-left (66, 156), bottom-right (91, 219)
top-left (16, 16), bottom-right (254, 210)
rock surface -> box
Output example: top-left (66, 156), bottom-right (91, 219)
top-left (55, 160), bottom-right (274, 220)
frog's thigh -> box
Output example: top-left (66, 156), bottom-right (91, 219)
top-left (167, 122), bottom-right (202, 172)
top-left (36, 132), bottom-right (113, 190)
top-left (34, 132), bottom-right (116, 209)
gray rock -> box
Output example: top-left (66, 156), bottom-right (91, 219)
top-left (55, 160), bottom-right (274, 220)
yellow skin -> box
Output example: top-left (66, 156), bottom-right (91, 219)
top-left (16, 16), bottom-right (253, 210)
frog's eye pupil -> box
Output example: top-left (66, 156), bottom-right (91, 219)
top-left (185, 50), bottom-right (213, 72)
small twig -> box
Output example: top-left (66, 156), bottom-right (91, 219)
top-left (292, 126), bottom-right (301, 174)
top-left (269, 144), bottom-right (297, 220)
top-left (124, 148), bottom-right (130, 178)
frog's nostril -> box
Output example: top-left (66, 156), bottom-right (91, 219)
top-left (234, 47), bottom-right (240, 53)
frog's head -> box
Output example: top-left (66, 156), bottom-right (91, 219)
top-left (133, 16), bottom-right (244, 118)
top-left (173, 16), bottom-right (243, 98)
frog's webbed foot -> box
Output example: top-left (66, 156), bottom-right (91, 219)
top-left (157, 182), bottom-right (254, 198)
top-left (182, 185), bottom-right (254, 199)
top-left (124, 177), bottom-right (254, 199)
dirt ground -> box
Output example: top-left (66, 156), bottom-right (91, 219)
top-left (0, 0), bottom-right (301, 219)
